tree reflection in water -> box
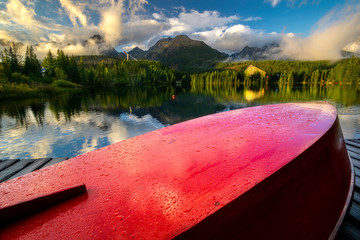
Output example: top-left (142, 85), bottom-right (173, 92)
top-left (0, 84), bottom-right (359, 159)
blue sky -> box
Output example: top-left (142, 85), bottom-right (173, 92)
top-left (0, 0), bottom-right (359, 60)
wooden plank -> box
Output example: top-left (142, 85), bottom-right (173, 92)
top-left (350, 157), bottom-right (360, 168)
top-left (355, 176), bottom-right (360, 191)
top-left (349, 139), bottom-right (360, 144)
top-left (8, 158), bottom-right (52, 181)
top-left (0, 159), bottom-right (35, 183)
top-left (0, 159), bottom-right (19, 172)
top-left (349, 202), bottom-right (360, 223)
top-left (41, 158), bottom-right (68, 169)
top-left (338, 221), bottom-right (360, 240)
top-left (349, 151), bottom-right (360, 162)
top-left (353, 191), bottom-right (360, 205)
top-left (354, 167), bottom-right (360, 178)
top-left (346, 145), bottom-right (360, 156)
top-left (346, 140), bottom-right (360, 149)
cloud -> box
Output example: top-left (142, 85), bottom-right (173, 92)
top-left (192, 24), bottom-right (281, 53)
top-left (0, 30), bottom-right (17, 42)
top-left (120, 19), bottom-right (165, 45)
top-left (59, 0), bottom-right (88, 27)
top-left (6, 0), bottom-right (37, 29)
top-left (266, 0), bottom-right (281, 7)
top-left (243, 17), bottom-right (262, 22)
top-left (266, 0), bottom-right (317, 7)
top-left (279, 4), bottom-right (360, 60)
top-left (163, 9), bottom-right (239, 36)
top-left (1, 0), bottom-right (358, 62)
top-left (99, 1), bottom-right (124, 46)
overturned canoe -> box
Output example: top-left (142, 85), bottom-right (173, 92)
top-left (0, 102), bottom-right (354, 239)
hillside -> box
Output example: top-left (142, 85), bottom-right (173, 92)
top-left (133, 35), bottom-right (228, 72)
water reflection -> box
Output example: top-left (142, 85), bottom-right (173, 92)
top-left (0, 84), bottom-right (359, 159)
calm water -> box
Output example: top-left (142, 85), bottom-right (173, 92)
top-left (1, 84), bottom-right (359, 159)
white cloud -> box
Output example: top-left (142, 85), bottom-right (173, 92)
top-left (243, 17), bottom-right (262, 22)
top-left (59, 0), bottom-right (88, 27)
top-left (192, 24), bottom-right (281, 53)
top-left (266, 0), bottom-right (281, 7)
top-left (99, 1), bottom-right (124, 46)
top-left (279, 4), bottom-right (360, 60)
top-left (120, 19), bottom-right (164, 45)
top-left (163, 9), bottom-right (239, 36)
top-left (6, 0), bottom-right (37, 29)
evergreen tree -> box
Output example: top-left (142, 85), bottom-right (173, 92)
top-left (8, 44), bottom-right (21, 73)
top-left (56, 50), bottom-right (69, 72)
top-left (42, 50), bottom-right (56, 78)
top-left (1, 48), bottom-right (11, 77)
top-left (67, 56), bottom-right (81, 83)
top-left (24, 46), bottom-right (41, 77)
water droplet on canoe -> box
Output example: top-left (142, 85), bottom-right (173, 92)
top-left (183, 207), bottom-right (193, 213)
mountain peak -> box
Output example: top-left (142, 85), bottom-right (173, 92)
top-left (174, 35), bottom-right (191, 41)
top-left (144, 35), bottom-right (227, 72)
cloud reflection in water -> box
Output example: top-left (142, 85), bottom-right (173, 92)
top-left (0, 108), bottom-right (165, 159)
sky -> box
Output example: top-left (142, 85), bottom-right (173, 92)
top-left (1, 0), bottom-right (360, 60)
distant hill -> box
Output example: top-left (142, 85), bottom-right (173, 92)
top-left (128, 47), bottom-right (146, 59)
top-left (130, 35), bottom-right (228, 72)
top-left (231, 43), bottom-right (281, 61)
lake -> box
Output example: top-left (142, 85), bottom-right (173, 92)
top-left (1, 84), bottom-right (359, 159)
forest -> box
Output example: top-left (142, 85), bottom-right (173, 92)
top-left (0, 44), bottom-right (181, 98)
top-left (0, 44), bottom-right (360, 98)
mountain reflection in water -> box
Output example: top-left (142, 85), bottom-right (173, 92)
top-left (0, 84), bottom-right (359, 159)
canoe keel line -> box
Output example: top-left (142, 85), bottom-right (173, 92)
top-left (0, 102), bottom-right (354, 239)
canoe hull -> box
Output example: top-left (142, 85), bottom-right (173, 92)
top-left (0, 102), bottom-right (354, 239)
top-left (177, 116), bottom-right (353, 239)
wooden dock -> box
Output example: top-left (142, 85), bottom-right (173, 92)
top-left (0, 157), bottom-right (68, 183)
top-left (338, 139), bottom-right (360, 239)
top-left (0, 139), bottom-right (360, 238)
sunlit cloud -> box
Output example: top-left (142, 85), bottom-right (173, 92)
top-left (6, 0), bottom-right (37, 29)
top-left (59, 0), bottom-right (88, 27)
top-left (279, 4), bottom-right (360, 60)
top-left (99, 0), bottom-right (123, 45)
top-left (163, 9), bottom-right (239, 36)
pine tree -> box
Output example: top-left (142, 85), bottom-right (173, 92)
top-left (42, 50), bottom-right (56, 78)
top-left (8, 44), bottom-right (21, 73)
top-left (24, 46), bottom-right (41, 77)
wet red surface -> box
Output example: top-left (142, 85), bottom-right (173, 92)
top-left (0, 102), bottom-right (352, 239)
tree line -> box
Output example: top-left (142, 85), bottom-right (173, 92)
top-left (0, 44), bottom-right (182, 97)
top-left (1, 44), bottom-right (360, 98)
top-left (214, 58), bottom-right (360, 85)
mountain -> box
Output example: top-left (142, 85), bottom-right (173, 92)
top-left (341, 50), bottom-right (360, 58)
top-left (83, 34), bottom-right (126, 58)
top-left (231, 43), bottom-right (281, 61)
top-left (128, 47), bottom-right (146, 59)
top-left (130, 35), bottom-right (228, 72)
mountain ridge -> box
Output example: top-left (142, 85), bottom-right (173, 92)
top-left (134, 35), bottom-right (228, 72)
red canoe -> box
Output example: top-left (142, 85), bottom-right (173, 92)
top-left (0, 102), bottom-right (354, 239)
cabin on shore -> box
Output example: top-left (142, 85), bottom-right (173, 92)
top-left (244, 64), bottom-right (266, 78)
